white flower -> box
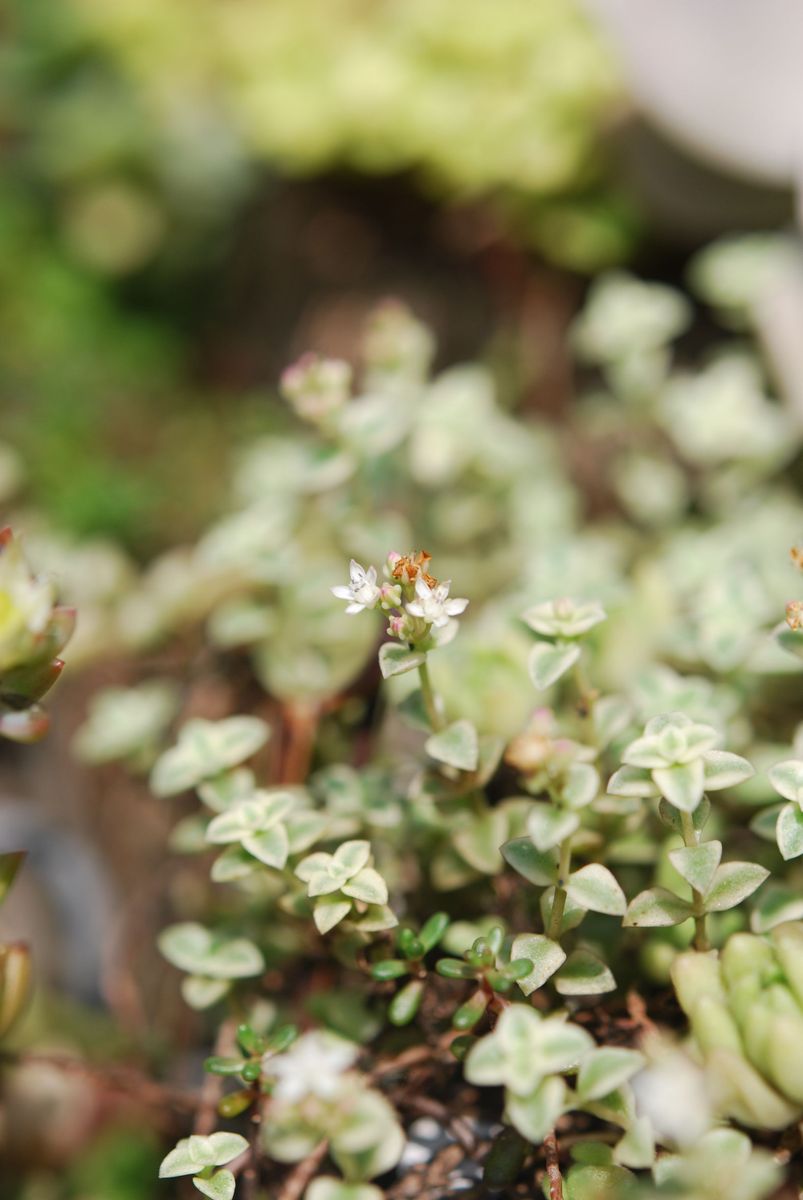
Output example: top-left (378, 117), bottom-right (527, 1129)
top-left (331, 560), bottom-right (381, 614)
top-left (264, 1031), bottom-right (358, 1104)
top-left (406, 576), bottom-right (468, 629)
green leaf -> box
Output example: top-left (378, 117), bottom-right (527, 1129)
top-left (527, 803), bottom-right (579, 852)
top-left (577, 1048), bottom-right (645, 1102)
top-left (158, 923), bottom-right (265, 979)
top-left (505, 1077), bottom-right (566, 1143)
top-left (769, 759), bottom-right (803, 806)
top-left (703, 862), bottom-right (769, 912)
top-left (668, 841), bottom-right (722, 893)
top-left (313, 896), bottom-right (353, 934)
top-left (702, 750), bottom-right (754, 791)
top-left (334, 840), bottom-right (371, 874)
top-left (454, 808), bottom-right (507, 874)
top-left (613, 1118), bottom-right (655, 1170)
top-left (751, 884), bottom-right (803, 933)
top-left (653, 759), bottom-right (705, 812)
top-left (151, 717), bottom-right (269, 796)
top-left (554, 948), bottom-right (616, 995)
top-left (425, 719), bottom-right (479, 772)
top-left (464, 1031), bottom-right (507, 1086)
top-left (193, 1170), bottom-right (236, 1200)
top-left (306, 1179), bottom-right (383, 1200)
top-left (242, 824), bottom-right (290, 869)
top-left (159, 1134), bottom-right (249, 1178)
top-left (528, 641), bottom-right (581, 690)
top-left (532, 1015), bottom-right (594, 1073)
top-left (388, 978), bottom-right (424, 1026)
top-left (418, 911), bottom-right (449, 952)
top-left (509, 934), bottom-right (566, 996)
top-left (342, 867), bottom-right (388, 905)
top-left (563, 763), bottom-right (600, 810)
top-left (607, 765), bottom-right (659, 799)
top-left (566, 864), bottom-right (626, 916)
top-left (623, 888), bottom-right (692, 928)
top-left (501, 837), bottom-right (557, 886)
top-left (378, 642), bottom-right (425, 679)
top-left (181, 976), bottom-right (230, 1010)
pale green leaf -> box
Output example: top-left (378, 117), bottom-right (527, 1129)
top-left (194, 1169), bottom-right (236, 1200)
top-left (501, 837), bottom-right (557, 886)
top-left (577, 1048), bottom-right (645, 1103)
top-left (702, 750), bottom-right (754, 791)
top-left (527, 803), bottom-right (579, 852)
top-left (668, 841), bottom-right (722, 894)
top-left (528, 641), bottom-right (581, 690)
top-left (425, 719), bottom-right (479, 772)
top-left (624, 888), bottom-right (692, 928)
top-left (378, 643), bottom-right (425, 679)
top-left (509, 934), bottom-right (566, 996)
top-left (314, 897), bottom-right (352, 934)
top-left (242, 824), bottom-right (290, 869)
top-left (341, 867), bottom-right (388, 905)
top-left (704, 862), bottom-right (769, 912)
top-left (653, 759), bottom-right (705, 812)
top-left (769, 759), bottom-right (803, 806)
top-left (566, 864), bottom-right (626, 916)
top-left (554, 948), bottom-right (616, 995)
top-left (506, 1077), bottom-right (566, 1143)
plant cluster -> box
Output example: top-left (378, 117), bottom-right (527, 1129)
top-left (48, 237), bottom-right (803, 1196)
top-left (5, 0), bottom-right (627, 276)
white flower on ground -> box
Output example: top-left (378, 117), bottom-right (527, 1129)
top-left (331, 560), bottom-right (381, 614)
top-left (264, 1031), bottom-right (358, 1104)
top-left (406, 576), bottom-right (468, 629)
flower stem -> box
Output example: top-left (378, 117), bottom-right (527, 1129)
top-left (547, 840), bottom-right (572, 942)
top-left (418, 657), bottom-right (444, 732)
top-left (680, 809), bottom-right (710, 952)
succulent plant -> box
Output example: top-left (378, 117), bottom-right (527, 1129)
top-left (672, 922), bottom-right (803, 1129)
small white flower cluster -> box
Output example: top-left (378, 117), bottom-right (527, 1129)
top-left (331, 553), bottom-right (468, 641)
top-left (263, 1030), bottom-right (358, 1104)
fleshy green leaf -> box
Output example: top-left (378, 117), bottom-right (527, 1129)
top-left (425, 719), bottom-right (479, 772)
top-left (378, 643), bottom-right (425, 679)
top-left (158, 923), bottom-right (265, 979)
top-left (505, 1077), bottom-right (566, 1143)
top-left (562, 763), bottom-right (600, 810)
top-left (193, 1170), bottom-right (236, 1200)
top-left (577, 1048), bottom-right (645, 1103)
top-left (566, 864), bottom-right (626, 916)
top-left (668, 841), bottom-right (722, 894)
top-left (527, 641), bottom-right (581, 691)
top-left (509, 934), bottom-right (566, 996)
top-left (703, 862), bottom-right (769, 912)
top-left (624, 888), bottom-right (692, 928)
top-left (607, 765), bottom-right (659, 799)
top-left (527, 804), bottom-right (579, 852)
top-left (501, 837), bottom-right (557, 886)
top-left (242, 824), bottom-right (290, 869)
top-left (702, 750), bottom-right (754, 791)
top-left (342, 867), bottom-right (388, 905)
top-left (554, 948), bottom-right (616, 995)
top-left (769, 759), bottom-right (803, 806)
top-left (314, 896), bottom-right (352, 934)
top-left (653, 759), bottom-right (705, 812)
top-left (159, 1134), bottom-right (248, 1178)
top-left (776, 804), bottom-right (803, 861)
